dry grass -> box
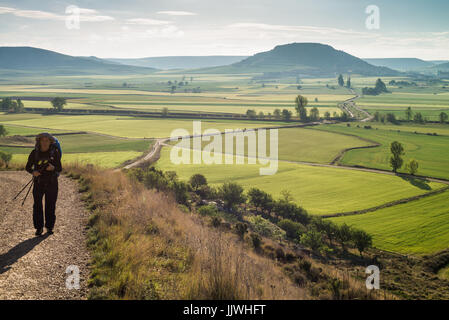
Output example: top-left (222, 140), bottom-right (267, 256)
top-left (65, 163), bottom-right (308, 300)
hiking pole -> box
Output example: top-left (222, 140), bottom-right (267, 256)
top-left (21, 179), bottom-right (34, 206)
top-left (12, 177), bottom-right (34, 201)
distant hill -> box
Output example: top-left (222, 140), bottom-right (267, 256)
top-left (0, 47), bottom-right (157, 76)
top-left (192, 43), bottom-right (398, 77)
top-left (432, 62), bottom-right (449, 70)
top-left (428, 60), bottom-right (449, 65)
top-left (107, 56), bottom-right (248, 70)
top-left (363, 58), bottom-right (434, 71)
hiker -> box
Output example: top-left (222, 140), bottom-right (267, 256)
top-left (25, 133), bottom-right (62, 236)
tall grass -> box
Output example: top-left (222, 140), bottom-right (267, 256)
top-left (65, 164), bottom-right (307, 300)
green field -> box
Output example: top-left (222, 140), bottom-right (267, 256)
top-left (10, 151), bottom-right (141, 168)
top-left (329, 191), bottom-right (449, 255)
top-left (171, 127), bottom-right (372, 164)
top-left (0, 113), bottom-right (284, 138)
top-left (157, 147), bottom-right (443, 215)
top-left (316, 123), bottom-right (449, 180)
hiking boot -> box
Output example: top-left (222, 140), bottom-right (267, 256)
top-left (35, 228), bottom-right (43, 236)
top-left (46, 228), bottom-right (54, 235)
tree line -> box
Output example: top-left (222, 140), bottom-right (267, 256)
top-left (127, 167), bottom-right (373, 258)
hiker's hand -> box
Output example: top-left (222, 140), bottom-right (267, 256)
top-left (46, 164), bottom-right (55, 171)
top-left (32, 171), bottom-right (41, 177)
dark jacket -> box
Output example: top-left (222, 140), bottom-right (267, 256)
top-left (25, 147), bottom-right (62, 178)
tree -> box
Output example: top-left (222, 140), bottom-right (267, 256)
top-left (309, 107), bottom-right (320, 121)
top-left (390, 141), bottom-right (404, 173)
top-left (338, 74), bottom-right (344, 87)
top-left (0, 97), bottom-right (13, 111)
top-left (352, 229), bottom-right (372, 258)
top-left (346, 77), bottom-right (351, 88)
top-left (386, 113), bottom-right (398, 124)
top-left (440, 112), bottom-right (448, 124)
top-left (246, 109), bottom-right (257, 119)
top-left (0, 151), bottom-right (12, 168)
top-left (294, 95), bottom-right (308, 121)
top-left (324, 111), bottom-right (331, 120)
top-left (375, 78), bottom-right (388, 93)
top-left (258, 111), bottom-right (265, 119)
top-left (219, 182), bottom-right (246, 211)
top-left (273, 109), bottom-right (281, 120)
top-left (405, 159), bottom-right (419, 175)
top-left (161, 107), bottom-right (169, 117)
top-left (189, 173), bottom-right (208, 191)
top-left (0, 124), bottom-right (8, 137)
top-left (300, 229), bottom-right (324, 252)
top-left (14, 98), bottom-right (24, 113)
top-left (247, 188), bottom-right (274, 211)
top-left (336, 223), bottom-right (352, 251)
top-left (51, 97), bottom-right (67, 112)
top-left (405, 107), bottom-right (413, 121)
top-left (282, 109), bottom-right (292, 121)
top-left (413, 112), bottom-right (424, 124)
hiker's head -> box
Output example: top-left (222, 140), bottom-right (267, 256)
top-left (36, 133), bottom-right (55, 152)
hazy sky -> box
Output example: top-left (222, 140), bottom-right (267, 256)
top-left (1, 0), bottom-right (448, 59)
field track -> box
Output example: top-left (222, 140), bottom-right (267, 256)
top-left (0, 171), bottom-right (90, 300)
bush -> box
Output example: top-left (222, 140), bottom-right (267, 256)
top-left (300, 230), bottom-right (324, 252)
top-left (246, 215), bottom-right (285, 240)
top-left (278, 219), bottom-right (306, 239)
top-left (235, 223), bottom-right (248, 240)
top-left (198, 205), bottom-right (218, 216)
top-left (247, 188), bottom-right (274, 211)
top-left (273, 200), bottom-right (309, 225)
top-left (250, 233), bottom-right (262, 250)
top-left (211, 216), bottom-right (222, 228)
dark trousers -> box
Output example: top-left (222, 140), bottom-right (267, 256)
top-left (32, 176), bottom-right (58, 230)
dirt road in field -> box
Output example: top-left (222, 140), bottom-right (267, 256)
top-left (0, 171), bottom-right (90, 300)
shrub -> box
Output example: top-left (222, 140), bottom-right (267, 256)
top-left (198, 205), bottom-right (218, 216)
top-left (247, 188), bottom-right (274, 211)
top-left (211, 216), bottom-right (222, 228)
top-left (278, 219), bottom-right (306, 239)
top-left (246, 215), bottom-right (286, 240)
top-left (300, 230), bottom-right (324, 252)
top-left (235, 223), bottom-right (248, 240)
top-left (250, 233), bottom-right (262, 250)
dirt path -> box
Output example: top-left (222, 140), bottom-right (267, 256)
top-left (0, 171), bottom-right (90, 300)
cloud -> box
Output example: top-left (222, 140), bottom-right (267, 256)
top-left (0, 6), bottom-right (114, 22)
top-left (126, 18), bottom-right (172, 25)
top-left (157, 11), bottom-right (197, 16)
top-left (145, 25), bottom-right (185, 38)
top-left (227, 22), bottom-right (372, 37)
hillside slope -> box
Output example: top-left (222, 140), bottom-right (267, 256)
top-left (363, 58), bottom-right (434, 71)
top-left (194, 43), bottom-right (399, 76)
top-left (0, 47), bottom-right (157, 76)
top-left (108, 56), bottom-right (248, 70)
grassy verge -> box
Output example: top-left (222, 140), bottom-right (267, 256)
top-left (65, 164), bottom-right (307, 300)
